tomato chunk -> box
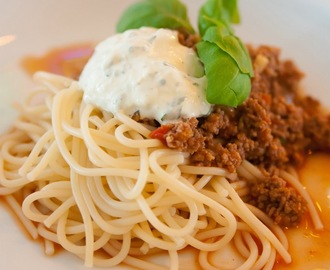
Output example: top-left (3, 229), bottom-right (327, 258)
top-left (149, 125), bottom-right (172, 145)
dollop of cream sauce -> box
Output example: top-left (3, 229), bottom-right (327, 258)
top-left (78, 27), bottom-right (211, 123)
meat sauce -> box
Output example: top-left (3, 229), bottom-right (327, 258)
top-left (19, 43), bottom-right (330, 268)
top-left (157, 44), bottom-right (330, 229)
top-left (274, 154), bottom-right (330, 269)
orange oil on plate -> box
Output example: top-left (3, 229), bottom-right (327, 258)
top-left (21, 43), bottom-right (94, 79)
top-left (274, 153), bottom-right (330, 269)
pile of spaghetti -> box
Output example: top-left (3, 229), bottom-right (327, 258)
top-left (0, 70), bottom-right (323, 270)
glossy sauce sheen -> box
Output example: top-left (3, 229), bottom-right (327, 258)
top-left (274, 153), bottom-right (330, 269)
top-left (21, 45), bottom-right (330, 269)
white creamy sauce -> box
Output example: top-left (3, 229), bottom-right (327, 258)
top-left (78, 27), bottom-right (211, 123)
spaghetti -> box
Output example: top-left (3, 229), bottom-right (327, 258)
top-left (0, 72), bottom-right (322, 269)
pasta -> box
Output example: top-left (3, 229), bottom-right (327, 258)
top-left (0, 72), bottom-right (322, 269)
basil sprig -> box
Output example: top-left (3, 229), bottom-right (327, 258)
top-left (198, 0), bottom-right (240, 36)
top-left (116, 0), bottom-right (194, 33)
top-left (116, 0), bottom-right (254, 107)
top-left (197, 40), bottom-right (251, 105)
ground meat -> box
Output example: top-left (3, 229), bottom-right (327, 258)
top-left (132, 111), bottom-right (159, 127)
top-left (177, 30), bottom-right (200, 49)
top-left (245, 175), bottom-right (307, 227)
top-left (165, 118), bottom-right (204, 153)
top-left (150, 45), bottom-right (330, 227)
top-left (163, 46), bottom-right (330, 171)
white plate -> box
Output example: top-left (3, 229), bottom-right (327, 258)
top-left (0, 1), bottom-right (330, 269)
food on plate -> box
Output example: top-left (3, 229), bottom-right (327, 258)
top-left (0, 0), bottom-right (329, 269)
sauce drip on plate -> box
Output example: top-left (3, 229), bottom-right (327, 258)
top-left (21, 43), bottom-right (94, 79)
top-left (274, 153), bottom-right (330, 269)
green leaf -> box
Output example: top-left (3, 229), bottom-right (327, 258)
top-left (115, 0), bottom-right (252, 107)
top-left (222, 0), bottom-right (240, 24)
top-left (197, 41), bottom-right (251, 106)
top-left (116, 0), bottom-right (194, 34)
top-left (198, 0), bottom-right (240, 36)
top-left (228, 72), bottom-right (251, 103)
top-left (203, 26), bottom-right (254, 76)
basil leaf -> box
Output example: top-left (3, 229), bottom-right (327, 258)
top-left (116, 0), bottom-right (252, 107)
top-left (116, 0), bottom-right (194, 34)
top-left (197, 1), bottom-right (253, 107)
top-left (197, 41), bottom-right (251, 106)
top-left (203, 26), bottom-right (254, 76)
top-left (198, 0), bottom-right (240, 36)
top-left (223, 0), bottom-right (240, 23)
